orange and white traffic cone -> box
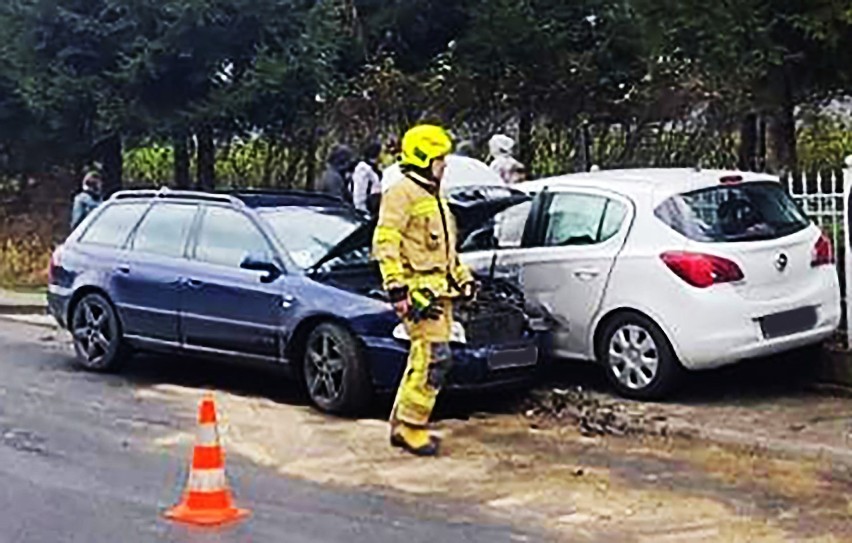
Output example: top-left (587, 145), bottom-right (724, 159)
top-left (164, 393), bottom-right (250, 526)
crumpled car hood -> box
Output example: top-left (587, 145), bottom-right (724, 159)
top-left (310, 185), bottom-right (531, 272)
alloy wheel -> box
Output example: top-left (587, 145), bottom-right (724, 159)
top-left (305, 330), bottom-right (346, 405)
top-left (608, 324), bottom-right (660, 391)
top-left (72, 298), bottom-right (115, 368)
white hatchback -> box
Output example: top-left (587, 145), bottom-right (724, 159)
top-left (460, 168), bottom-right (841, 399)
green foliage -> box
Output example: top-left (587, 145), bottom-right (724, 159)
top-left (0, 0), bottom-right (849, 185)
top-left (123, 143), bottom-right (175, 187)
top-left (797, 114), bottom-right (852, 172)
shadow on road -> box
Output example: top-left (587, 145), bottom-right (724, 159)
top-left (109, 352), bottom-right (310, 407)
top-left (538, 348), bottom-right (824, 405)
top-left (74, 343), bottom-right (829, 423)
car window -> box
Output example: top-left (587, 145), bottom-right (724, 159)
top-left (494, 200), bottom-right (533, 249)
top-left (654, 181), bottom-right (810, 242)
top-left (130, 203), bottom-right (197, 258)
top-left (78, 202), bottom-right (148, 248)
top-left (543, 193), bottom-right (626, 247)
top-left (459, 199), bottom-right (534, 253)
top-left (599, 200), bottom-right (629, 241)
top-left (195, 207), bottom-right (272, 268)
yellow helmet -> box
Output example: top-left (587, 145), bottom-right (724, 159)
top-left (400, 125), bottom-right (453, 169)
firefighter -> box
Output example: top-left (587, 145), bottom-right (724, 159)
top-left (373, 124), bottom-right (476, 457)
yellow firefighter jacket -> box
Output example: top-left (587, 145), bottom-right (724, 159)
top-left (373, 171), bottom-right (473, 296)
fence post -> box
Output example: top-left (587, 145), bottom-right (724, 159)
top-left (844, 156), bottom-right (852, 348)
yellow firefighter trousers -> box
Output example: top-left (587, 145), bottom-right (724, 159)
top-left (390, 299), bottom-right (453, 428)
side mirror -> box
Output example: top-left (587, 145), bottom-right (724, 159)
top-left (240, 253), bottom-right (282, 284)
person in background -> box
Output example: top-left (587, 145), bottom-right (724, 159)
top-left (352, 141), bottom-right (383, 215)
top-left (316, 144), bottom-right (356, 203)
top-left (511, 162), bottom-right (528, 183)
top-left (70, 171), bottom-right (103, 230)
top-left (454, 139), bottom-right (475, 158)
top-left (488, 133), bottom-right (526, 184)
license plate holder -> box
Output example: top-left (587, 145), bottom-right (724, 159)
top-left (488, 346), bottom-right (538, 370)
top-left (759, 307), bottom-right (818, 339)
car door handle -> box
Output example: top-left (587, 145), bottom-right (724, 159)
top-left (573, 269), bottom-right (600, 280)
top-left (281, 294), bottom-right (295, 309)
top-left (117, 265), bottom-right (130, 274)
top-left (186, 278), bottom-right (203, 288)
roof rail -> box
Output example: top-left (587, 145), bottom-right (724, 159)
top-left (221, 188), bottom-right (349, 208)
top-left (109, 187), bottom-right (243, 206)
top-left (223, 188), bottom-right (344, 202)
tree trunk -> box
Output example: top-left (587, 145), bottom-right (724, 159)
top-left (284, 146), bottom-right (303, 188)
top-left (196, 125), bottom-right (216, 191)
top-left (174, 131), bottom-right (191, 189)
top-left (738, 113), bottom-right (758, 171)
top-left (756, 115), bottom-right (767, 172)
top-left (766, 105), bottom-right (797, 176)
top-left (765, 67), bottom-right (798, 176)
top-left (304, 122), bottom-right (319, 190)
top-left (101, 134), bottom-right (122, 195)
top-left (517, 100), bottom-right (534, 173)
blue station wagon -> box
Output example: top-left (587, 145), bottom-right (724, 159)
top-left (47, 188), bottom-right (546, 414)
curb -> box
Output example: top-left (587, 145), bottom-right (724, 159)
top-left (0, 314), bottom-right (58, 330)
top-left (0, 305), bottom-right (47, 315)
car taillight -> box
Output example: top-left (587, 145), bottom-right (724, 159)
top-left (812, 233), bottom-right (835, 267)
top-left (48, 245), bottom-right (63, 283)
top-left (661, 251), bottom-right (744, 288)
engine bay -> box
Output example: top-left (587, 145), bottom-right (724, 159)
top-left (314, 260), bottom-right (549, 346)
top-left (455, 273), bottom-right (530, 346)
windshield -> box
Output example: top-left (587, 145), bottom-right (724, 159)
top-left (261, 207), bottom-right (364, 269)
top-left (654, 181), bottom-right (810, 242)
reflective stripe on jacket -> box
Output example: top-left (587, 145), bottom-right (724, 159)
top-left (372, 172), bottom-right (472, 296)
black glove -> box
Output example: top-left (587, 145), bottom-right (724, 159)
top-left (422, 301), bottom-right (444, 320)
top-left (387, 285), bottom-right (409, 303)
top-left (409, 288), bottom-right (443, 322)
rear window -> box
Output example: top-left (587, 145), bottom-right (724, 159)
top-left (79, 202), bottom-right (149, 247)
top-left (654, 182), bottom-right (810, 242)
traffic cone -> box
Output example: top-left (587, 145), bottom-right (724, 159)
top-left (164, 393), bottom-right (250, 526)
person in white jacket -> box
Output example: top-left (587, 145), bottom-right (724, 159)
top-left (488, 134), bottom-right (526, 184)
top-left (351, 141), bottom-right (383, 215)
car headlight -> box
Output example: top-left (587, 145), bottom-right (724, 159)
top-left (392, 322), bottom-right (467, 344)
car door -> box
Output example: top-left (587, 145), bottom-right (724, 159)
top-left (464, 188), bottom-right (633, 359)
top-left (111, 202), bottom-right (199, 343)
top-left (180, 205), bottom-right (289, 360)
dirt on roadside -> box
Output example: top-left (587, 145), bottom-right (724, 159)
top-left (137, 383), bottom-right (852, 543)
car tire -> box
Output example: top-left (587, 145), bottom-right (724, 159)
top-left (775, 342), bottom-right (825, 382)
top-left (70, 292), bottom-right (125, 372)
top-left (302, 322), bottom-right (372, 415)
top-left (597, 312), bottom-right (681, 400)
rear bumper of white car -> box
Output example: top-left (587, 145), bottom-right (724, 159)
top-left (666, 273), bottom-right (841, 371)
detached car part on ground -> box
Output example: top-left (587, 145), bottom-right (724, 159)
top-left (47, 188), bottom-right (549, 415)
top-left (460, 169), bottom-right (841, 400)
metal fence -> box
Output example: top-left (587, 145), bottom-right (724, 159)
top-left (783, 158), bottom-right (852, 347)
top-left (842, 158), bottom-right (852, 347)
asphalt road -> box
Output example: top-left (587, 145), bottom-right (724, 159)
top-left (0, 320), bottom-right (540, 543)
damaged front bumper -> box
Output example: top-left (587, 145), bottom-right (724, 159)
top-left (362, 334), bottom-right (546, 393)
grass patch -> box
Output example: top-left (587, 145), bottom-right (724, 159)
top-left (0, 235), bottom-right (51, 289)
